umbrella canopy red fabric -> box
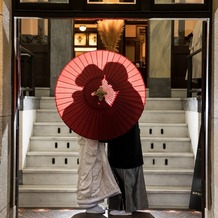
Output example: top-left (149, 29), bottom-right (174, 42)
top-left (55, 50), bottom-right (146, 140)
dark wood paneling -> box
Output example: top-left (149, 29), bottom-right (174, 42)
top-left (171, 45), bottom-right (190, 88)
top-left (21, 44), bottom-right (50, 87)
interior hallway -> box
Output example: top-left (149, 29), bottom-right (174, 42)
top-left (18, 208), bottom-right (202, 218)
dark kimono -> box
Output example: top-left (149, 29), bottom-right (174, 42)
top-left (107, 122), bottom-right (149, 212)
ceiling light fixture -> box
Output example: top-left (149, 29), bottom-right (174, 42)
top-left (79, 25), bottom-right (87, 31)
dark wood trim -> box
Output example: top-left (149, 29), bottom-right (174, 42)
top-left (12, 10), bottom-right (211, 20)
top-left (13, 0), bottom-right (212, 19)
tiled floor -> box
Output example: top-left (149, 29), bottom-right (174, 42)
top-left (18, 208), bottom-right (202, 218)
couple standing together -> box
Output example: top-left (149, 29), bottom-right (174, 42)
top-left (76, 121), bottom-right (149, 216)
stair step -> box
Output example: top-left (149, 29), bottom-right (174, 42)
top-left (32, 122), bottom-right (189, 137)
top-left (147, 186), bottom-right (191, 209)
top-left (33, 122), bottom-right (76, 136)
top-left (35, 88), bottom-right (50, 97)
top-left (39, 97), bottom-right (184, 110)
top-left (29, 136), bottom-right (191, 153)
top-left (36, 109), bottom-right (185, 123)
top-left (171, 89), bottom-right (187, 98)
top-left (26, 151), bottom-right (193, 169)
top-left (39, 97), bottom-right (56, 109)
top-left (19, 185), bottom-right (77, 208)
top-left (21, 167), bottom-right (193, 187)
top-left (22, 168), bottom-right (78, 185)
top-left (26, 151), bottom-right (79, 168)
top-left (143, 152), bottom-right (194, 169)
top-left (19, 184), bottom-right (190, 209)
top-left (147, 185), bottom-right (191, 193)
top-left (145, 98), bottom-right (183, 110)
top-left (144, 168), bottom-right (193, 186)
top-left (140, 123), bottom-right (189, 137)
top-left (36, 109), bottom-right (62, 122)
top-left (141, 137), bottom-right (191, 152)
top-left (139, 110), bottom-right (185, 123)
top-left (30, 136), bottom-right (79, 151)
top-left (19, 184), bottom-right (76, 192)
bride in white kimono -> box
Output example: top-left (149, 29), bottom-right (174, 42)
top-left (76, 135), bottom-right (121, 214)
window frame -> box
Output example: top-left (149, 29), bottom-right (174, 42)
top-left (151, 0), bottom-right (211, 12)
top-left (13, 0), bottom-right (212, 17)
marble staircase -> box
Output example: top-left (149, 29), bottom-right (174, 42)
top-left (19, 94), bottom-right (195, 209)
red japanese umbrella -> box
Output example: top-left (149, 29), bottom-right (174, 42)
top-left (55, 50), bottom-right (146, 140)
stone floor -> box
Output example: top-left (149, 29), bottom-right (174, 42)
top-left (18, 208), bottom-right (202, 218)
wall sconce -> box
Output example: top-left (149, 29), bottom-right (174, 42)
top-left (79, 25), bottom-right (87, 32)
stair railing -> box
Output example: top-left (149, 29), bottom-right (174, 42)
top-left (186, 47), bottom-right (202, 98)
top-left (20, 45), bottom-right (35, 96)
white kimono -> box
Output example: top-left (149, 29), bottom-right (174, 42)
top-left (76, 136), bottom-right (121, 208)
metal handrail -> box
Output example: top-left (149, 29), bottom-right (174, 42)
top-left (19, 45), bottom-right (35, 96)
top-left (187, 48), bottom-right (202, 97)
top-left (19, 45), bottom-right (34, 56)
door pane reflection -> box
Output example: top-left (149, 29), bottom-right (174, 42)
top-left (20, 0), bottom-right (69, 3)
top-left (87, 0), bottom-right (136, 4)
top-left (154, 0), bottom-right (203, 4)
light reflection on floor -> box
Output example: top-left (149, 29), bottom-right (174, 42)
top-left (148, 209), bottom-right (202, 218)
top-left (18, 208), bottom-right (202, 218)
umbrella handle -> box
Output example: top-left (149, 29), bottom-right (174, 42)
top-left (92, 86), bottom-right (107, 101)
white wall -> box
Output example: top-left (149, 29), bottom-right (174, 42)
top-left (185, 110), bottom-right (201, 158)
top-left (19, 110), bottom-right (36, 170)
top-left (184, 97), bottom-right (201, 159)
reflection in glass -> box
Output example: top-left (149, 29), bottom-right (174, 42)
top-left (20, 0), bottom-right (69, 3)
top-left (88, 0), bottom-right (136, 4)
top-left (21, 18), bottom-right (48, 44)
top-left (154, 0), bottom-right (203, 4)
top-left (88, 33), bottom-right (97, 46)
top-left (74, 33), bottom-right (87, 46)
